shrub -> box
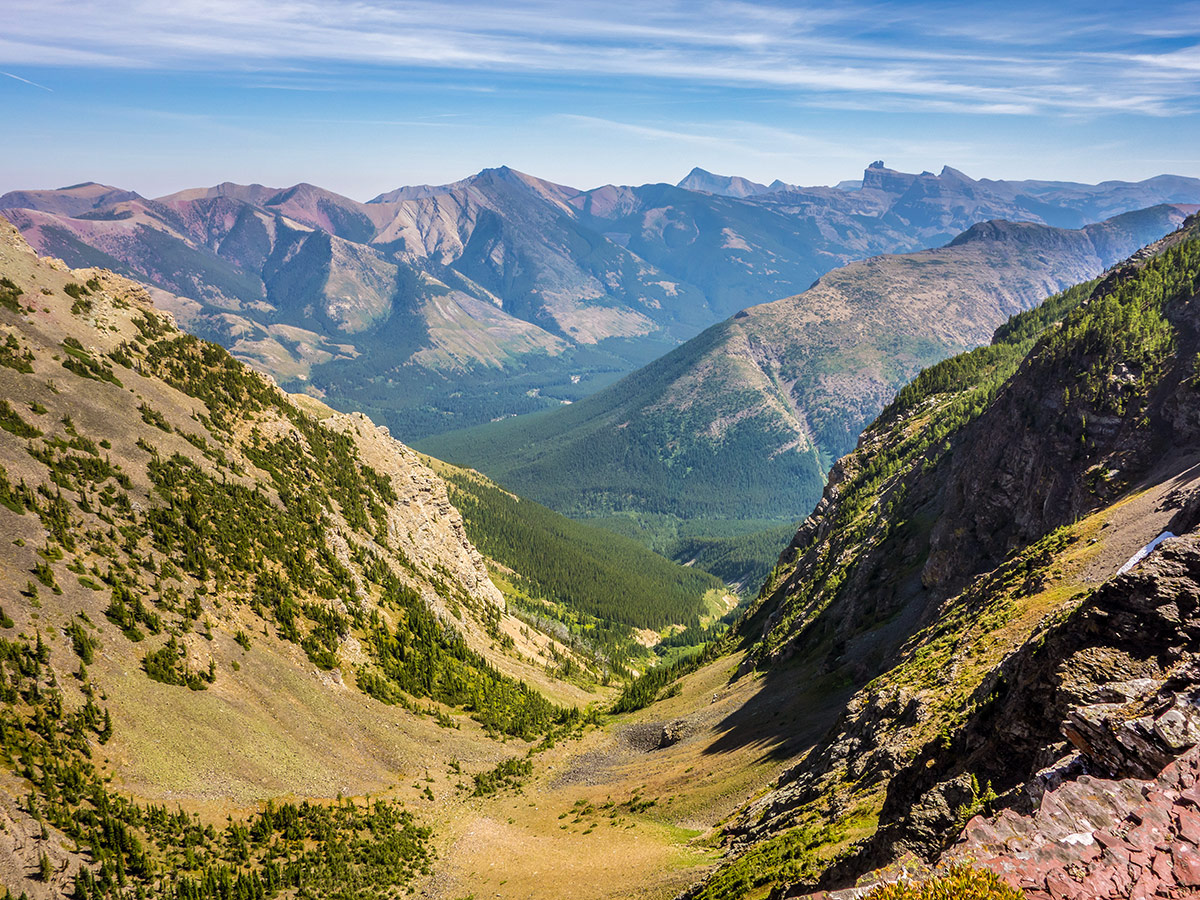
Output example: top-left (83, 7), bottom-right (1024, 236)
top-left (866, 866), bottom-right (1023, 900)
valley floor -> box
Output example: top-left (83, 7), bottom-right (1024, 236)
top-left (418, 647), bottom-right (855, 900)
top-left (56, 645), bottom-right (850, 900)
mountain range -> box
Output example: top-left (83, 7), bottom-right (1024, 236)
top-left (420, 204), bottom-right (1193, 570)
top-left (5, 178), bottom-right (1200, 900)
top-left (5, 163), bottom-right (1200, 441)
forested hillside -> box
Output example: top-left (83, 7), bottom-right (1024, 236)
top-left (665, 215), bottom-right (1200, 898)
top-left (0, 219), bottom-right (621, 898)
top-left (429, 459), bottom-right (730, 670)
top-left (422, 205), bottom-right (1189, 579)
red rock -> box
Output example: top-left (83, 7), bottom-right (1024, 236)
top-left (1144, 793), bottom-right (1178, 826)
top-left (1098, 829), bottom-right (1134, 850)
top-left (1178, 808), bottom-right (1200, 844)
top-left (1075, 841), bottom-right (1103, 865)
top-left (1129, 820), bottom-right (1168, 850)
top-left (1129, 869), bottom-right (1161, 900)
top-left (1079, 872), bottom-right (1115, 898)
top-left (1180, 784), bottom-right (1200, 808)
top-left (1046, 871), bottom-right (1084, 899)
top-left (1175, 847), bottom-right (1200, 887)
top-left (1106, 848), bottom-right (1133, 869)
top-left (1157, 850), bottom-right (1178, 882)
top-left (1088, 862), bottom-right (1134, 897)
top-left (964, 817), bottom-right (1003, 845)
top-left (1112, 861), bottom-right (1136, 895)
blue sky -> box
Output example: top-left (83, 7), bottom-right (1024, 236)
top-left (2, 0), bottom-right (1199, 199)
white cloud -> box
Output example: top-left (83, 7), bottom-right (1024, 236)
top-left (0, 1), bottom-right (1197, 116)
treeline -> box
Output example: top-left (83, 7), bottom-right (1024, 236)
top-left (609, 640), bottom-right (725, 714)
top-left (1037, 234), bottom-right (1200, 417)
top-left (439, 467), bottom-right (720, 631)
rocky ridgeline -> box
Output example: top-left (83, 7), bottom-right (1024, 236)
top-left (951, 746), bottom-right (1200, 899)
top-left (946, 534), bottom-right (1200, 899)
top-left (787, 483), bottom-right (1200, 899)
top-left (320, 408), bottom-right (503, 611)
top-left (699, 218), bottom-right (1200, 899)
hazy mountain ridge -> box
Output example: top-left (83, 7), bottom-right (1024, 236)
top-left (5, 163), bottom-right (1199, 441)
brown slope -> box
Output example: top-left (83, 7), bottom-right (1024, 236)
top-left (0, 217), bottom-right (602, 869)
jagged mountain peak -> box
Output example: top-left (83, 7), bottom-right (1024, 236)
top-left (939, 164), bottom-right (973, 181)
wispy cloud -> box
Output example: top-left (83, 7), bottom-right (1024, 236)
top-left (1, 1), bottom-right (1198, 116)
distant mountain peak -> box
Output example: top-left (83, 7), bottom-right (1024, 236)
top-left (939, 165), bottom-right (973, 182)
top-left (0, 181), bottom-right (142, 216)
top-left (676, 168), bottom-right (772, 198)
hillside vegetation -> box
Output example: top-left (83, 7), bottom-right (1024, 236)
top-left (427, 458), bottom-right (727, 670)
top-left (0, 220), bottom-right (629, 898)
top-left (669, 215), bottom-right (1200, 898)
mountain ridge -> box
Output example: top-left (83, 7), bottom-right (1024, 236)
top-left (420, 204), bottom-right (1192, 557)
top-left (655, 212), bottom-right (1200, 899)
top-left (6, 162), bottom-right (1200, 442)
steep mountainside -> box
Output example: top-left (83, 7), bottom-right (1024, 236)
top-left (669, 214), bottom-right (1200, 898)
top-left (420, 206), bottom-right (1189, 546)
top-left (5, 164), bottom-right (1199, 440)
top-left (0, 220), bottom-right (745, 900)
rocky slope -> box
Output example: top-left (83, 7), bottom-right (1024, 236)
top-left (6, 164), bottom-right (1199, 441)
top-left (422, 205), bottom-right (1190, 538)
top-left (673, 214), bottom-right (1200, 898)
top-left (0, 218), bottom-right (641, 898)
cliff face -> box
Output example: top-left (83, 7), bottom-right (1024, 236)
top-left (687, 216), bottom-right (1200, 898)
